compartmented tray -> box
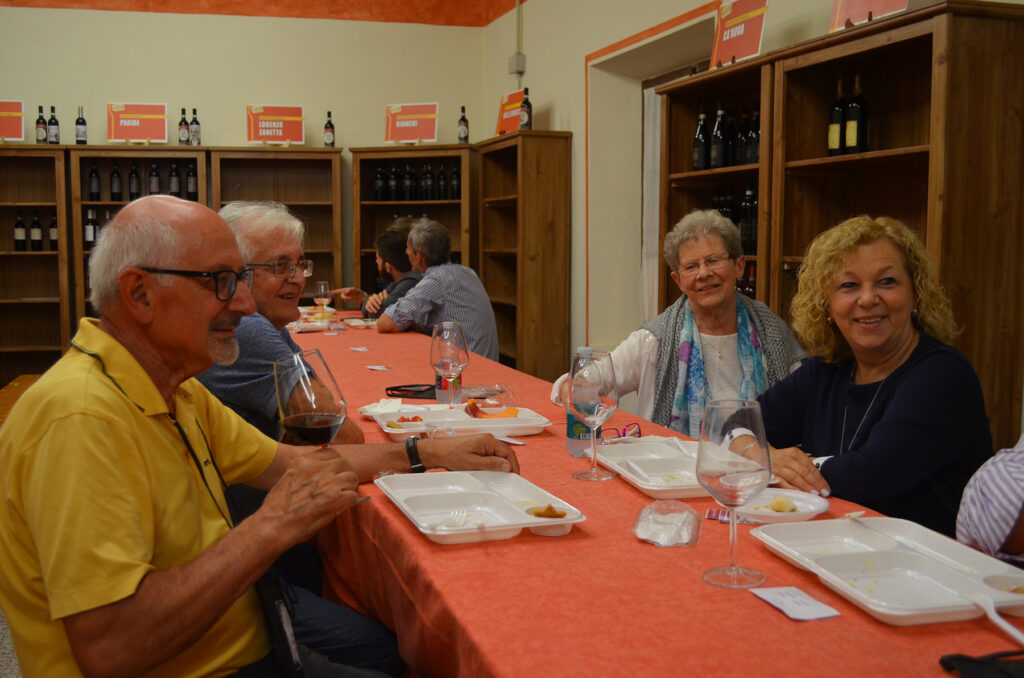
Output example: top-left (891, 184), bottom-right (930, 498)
top-left (752, 517), bottom-right (1024, 625)
top-left (596, 439), bottom-right (707, 499)
top-left (372, 406), bottom-right (551, 441)
top-left (375, 471), bottom-right (586, 544)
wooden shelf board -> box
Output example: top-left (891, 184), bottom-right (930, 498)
top-left (0, 202), bottom-right (59, 208)
top-left (361, 200), bottom-right (462, 206)
top-left (482, 195), bottom-right (518, 207)
top-left (0, 297), bottom-right (60, 303)
top-left (0, 346), bottom-right (62, 352)
top-left (0, 251), bottom-right (59, 256)
top-left (784, 145), bottom-right (929, 171)
top-left (489, 297), bottom-right (517, 307)
top-left (668, 163), bottom-right (759, 183)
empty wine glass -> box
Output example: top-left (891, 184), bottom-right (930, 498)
top-left (313, 280), bottom-right (331, 323)
top-left (430, 321), bottom-right (469, 409)
top-left (272, 348), bottom-right (347, 447)
top-left (569, 348), bottom-right (618, 481)
top-left (696, 399), bottom-right (772, 588)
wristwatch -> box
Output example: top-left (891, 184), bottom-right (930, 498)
top-left (405, 436), bottom-right (426, 473)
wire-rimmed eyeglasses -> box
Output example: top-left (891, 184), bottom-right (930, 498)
top-left (249, 258), bottom-right (314, 280)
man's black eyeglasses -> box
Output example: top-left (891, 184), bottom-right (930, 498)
top-left (141, 267), bottom-right (255, 302)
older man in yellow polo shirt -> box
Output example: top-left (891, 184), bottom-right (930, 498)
top-left (0, 196), bottom-right (517, 678)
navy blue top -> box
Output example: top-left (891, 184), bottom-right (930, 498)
top-left (758, 332), bottom-right (992, 536)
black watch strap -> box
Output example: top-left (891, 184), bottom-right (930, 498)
top-left (405, 436), bottom-right (427, 473)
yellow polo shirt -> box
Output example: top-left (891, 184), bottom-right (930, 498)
top-left (0, 318), bottom-right (277, 677)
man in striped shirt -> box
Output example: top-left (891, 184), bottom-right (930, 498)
top-left (377, 219), bottom-right (499, 360)
top-left (958, 434), bottom-right (1024, 564)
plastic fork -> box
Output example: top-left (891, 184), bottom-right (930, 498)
top-left (965, 592), bottom-right (1024, 647)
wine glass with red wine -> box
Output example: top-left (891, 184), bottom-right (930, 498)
top-left (272, 348), bottom-right (347, 447)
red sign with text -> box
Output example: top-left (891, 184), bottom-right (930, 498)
top-left (0, 101), bottom-right (23, 141)
top-left (830, 0), bottom-right (908, 31)
top-left (385, 103), bottom-right (438, 143)
top-left (495, 90), bottom-right (525, 135)
top-left (106, 103), bottom-right (168, 143)
top-left (246, 105), bottom-right (305, 144)
top-left (710, 0), bottom-right (768, 68)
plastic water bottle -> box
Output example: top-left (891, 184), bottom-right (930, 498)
top-left (566, 347), bottom-right (598, 457)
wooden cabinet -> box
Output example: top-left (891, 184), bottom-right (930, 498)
top-left (658, 2), bottom-right (1024, 447)
top-left (0, 148), bottom-right (69, 386)
top-left (476, 131), bottom-right (571, 380)
top-left (210, 148), bottom-right (343, 300)
top-left (350, 145), bottom-right (477, 295)
top-left (69, 148), bottom-right (207, 322)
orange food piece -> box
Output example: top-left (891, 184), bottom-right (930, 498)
top-left (397, 415), bottom-right (423, 422)
top-left (464, 399), bottom-right (519, 419)
top-left (530, 504), bottom-right (567, 518)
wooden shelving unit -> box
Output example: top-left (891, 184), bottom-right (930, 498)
top-left (209, 148), bottom-right (343, 300)
top-left (68, 148), bottom-right (207, 323)
top-left (0, 148), bottom-right (69, 386)
top-left (476, 130), bottom-right (571, 381)
top-left (657, 1), bottom-right (1024, 447)
top-left (350, 145), bottom-right (477, 295)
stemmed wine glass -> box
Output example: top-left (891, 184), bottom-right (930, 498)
top-left (695, 399), bottom-right (772, 588)
top-left (568, 349), bottom-right (619, 481)
top-left (430, 321), bottom-right (469, 409)
top-left (313, 280), bottom-right (331, 324)
top-left (272, 348), bottom-right (347, 447)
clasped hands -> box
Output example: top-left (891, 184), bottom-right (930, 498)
top-left (729, 434), bottom-right (831, 497)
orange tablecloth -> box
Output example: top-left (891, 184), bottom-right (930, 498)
top-left (294, 324), bottom-right (1020, 677)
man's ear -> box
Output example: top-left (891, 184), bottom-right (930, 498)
top-left (117, 268), bottom-right (156, 324)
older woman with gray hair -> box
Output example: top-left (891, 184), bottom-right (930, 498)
top-left (552, 209), bottom-right (804, 436)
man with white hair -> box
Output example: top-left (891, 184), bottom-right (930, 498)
top-left (0, 196), bottom-right (518, 677)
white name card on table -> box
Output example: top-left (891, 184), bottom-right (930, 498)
top-left (751, 587), bottom-right (840, 621)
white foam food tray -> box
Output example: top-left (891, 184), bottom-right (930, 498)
top-left (596, 439), bottom-right (708, 499)
top-left (752, 517), bottom-right (1024, 625)
top-left (375, 471), bottom-right (586, 544)
top-left (373, 406), bottom-right (551, 440)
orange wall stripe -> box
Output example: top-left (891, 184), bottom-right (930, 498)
top-left (582, 0), bottom-right (719, 345)
top-left (0, 0), bottom-right (526, 26)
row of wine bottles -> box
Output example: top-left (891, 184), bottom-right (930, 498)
top-left (11, 211), bottom-right (60, 251)
top-left (34, 106), bottom-right (87, 145)
top-left (372, 162), bottom-right (462, 202)
top-left (692, 103), bottom-right (761, 170)
top-left (85, 161), bottom-right (200, 202)
top-left (176, 108), bottom-right (203, 146)
top-left (828, 74), bottom-right (870, 155)
top-left (708, 183), bottom-right (759, 255)
top-left (82, 209), bottom-right (112, 248)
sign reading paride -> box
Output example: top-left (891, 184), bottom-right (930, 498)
top-left (247, 105), bottom-right (304, 144)
top-left (830, 0), bottom-right (908, 32)
top-left (0, 101), bottom-right (24, 141)
top-left (385, 103), bottom-right (438, 143)
top-left (494, 90), bottom-right (524, 135)
top-left (107, 103), bottom-right (168, 143)
top-left (710, 0), bottom-right (768, 69)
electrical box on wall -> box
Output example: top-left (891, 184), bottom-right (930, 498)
top-left (508, 53), bottom-right (526, 75)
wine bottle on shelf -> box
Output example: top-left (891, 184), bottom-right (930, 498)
top-left (449, 163), bottom-right (461, 200)
top-left (178, 108), bottom-right (189, 145)
top-left (186, 163), bottom-right (198, 201)
top-left (87, 163), bottom-right (101, 201)
top-left (110, 162), bottom-right (123, 201)
top-left (372, 166), bottom-right (385, 201)
top-left (128, 163), bottom-right (141, 201)
top-left (386, 164), bottom-right (399, 201)
top-left (13, 212), bottom-right (27, 251)
top-left (35, 106), bottom-right (46, 144)
top-left (401, 163), bottom-right (415, 201)
top-left (29, 212), bottom-right (43, 251)
top-left (709, 102), bottom-right (726, 169)
top-left (148, 163), bottom-right (161, 195)
top-left (735, 110), bottom-right (749, 166)
top-left (692, 105), bottom-right (709, 171)
top-left (47, 106), bottom-right (60, 144)
top-left (48, 215), bottom-right (59, 251)
top-left (457, 106), bottom-right (469, 144)
top-left (84, 209), bottom-right (97, 249)
top-left (75, 106), bottom-right (87, 145)
top-left (324, 111), bottom-right (335, 147)
top-left (738, 183), bottom-right (757, 255)
top-left (520, 87), bottom-right (532, 130)
top-left (436, 163), bottom-right (447, 200)
top-left (168, 163), bottom-right (181, 197)
top-left (828, 78), bottom-right (846, 156)
top-left (420, 162), bottom-right (434, 201)
top-left (724, 110), bottom-right (736, 167)
top-left (747, 107), bottom-right (760, 164)
top-left (845, 74), bottom-right (869, 154)
top-left (189, 108), bottom-right (201, 146)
